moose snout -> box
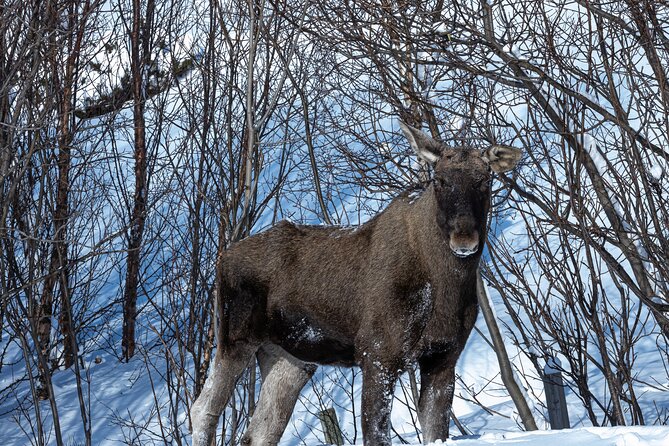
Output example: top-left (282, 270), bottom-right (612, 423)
top-left (449, 214), bottom-right (480, 257)
top-left (449, 234), bottom-right (480, 258)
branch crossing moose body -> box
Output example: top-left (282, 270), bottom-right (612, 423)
top-left (190, 122), bottom-right (522, 446)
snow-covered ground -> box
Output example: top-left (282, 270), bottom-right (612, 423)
top-left (432, 427), bottom-right (669, 446)
top-left (3, 289), bottom-right (668, 445)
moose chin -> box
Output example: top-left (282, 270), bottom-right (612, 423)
top-left (190, 120), bottom-right (522, 446)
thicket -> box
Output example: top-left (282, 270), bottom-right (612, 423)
top-left (1, 0), bottom-right (668, 444)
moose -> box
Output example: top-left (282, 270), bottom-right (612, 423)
top-left (190, 121), bottom-right (522, 446)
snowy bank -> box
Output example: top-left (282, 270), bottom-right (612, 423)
top-left (416, 426), bottom-right (669, 446)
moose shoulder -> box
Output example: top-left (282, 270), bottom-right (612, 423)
top-left (191, 122), bottom-right (522, 446)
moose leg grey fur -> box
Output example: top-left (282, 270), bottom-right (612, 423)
top-left (361, 358), bottom-right (400, 446)
top-left (241, 345), bottom-right (316, 446)
top-left (417, 360), bottom-right (456, 442)
top-left (191, 343), bottom-right (256, 446)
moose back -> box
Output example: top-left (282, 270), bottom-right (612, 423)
top-left (190, 122), bottom-right (522, 446)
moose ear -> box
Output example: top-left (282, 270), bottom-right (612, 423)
top-left (483, 145), bottom-right (522, 173)
top-left (399, 121), bottom-right (443, 164)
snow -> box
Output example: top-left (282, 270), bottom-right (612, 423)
top-left (544, 357), bottom-right (562, 375)
top-left (423, 426), bottom-right (669, 446)
top-left (408, 188), bottom-right (425, 204)
top-left (648, 164), bottom-right (663, 183)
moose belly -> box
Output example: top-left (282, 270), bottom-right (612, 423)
top-left (269, 313), bottom-right (356, 367)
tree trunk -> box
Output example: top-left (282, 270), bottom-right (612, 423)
top-left (122, 0), bottom-right (154, 362)
top-left (477, 269), bottom-right (539, 431)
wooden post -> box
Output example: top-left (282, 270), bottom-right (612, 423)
top-left (543, 357), bottom-right (570, 429)
top-left (318, 407), bottom-right (343, 445)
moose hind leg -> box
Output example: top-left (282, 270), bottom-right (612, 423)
top-left (242, 344), bottom-right (316, 446)
top-left (191, 343), bottom-right (256, 446)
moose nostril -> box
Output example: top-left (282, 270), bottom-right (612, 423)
top-left (452, 245), bottom-right (479, 258)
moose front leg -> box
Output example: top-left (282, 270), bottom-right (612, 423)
top-left (417, 358), bottom-right (456, 443)
top-left (361, 359), bottom-right (399, 446)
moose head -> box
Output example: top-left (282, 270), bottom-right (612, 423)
top-left (399, 122), bottom-right (522, 258)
